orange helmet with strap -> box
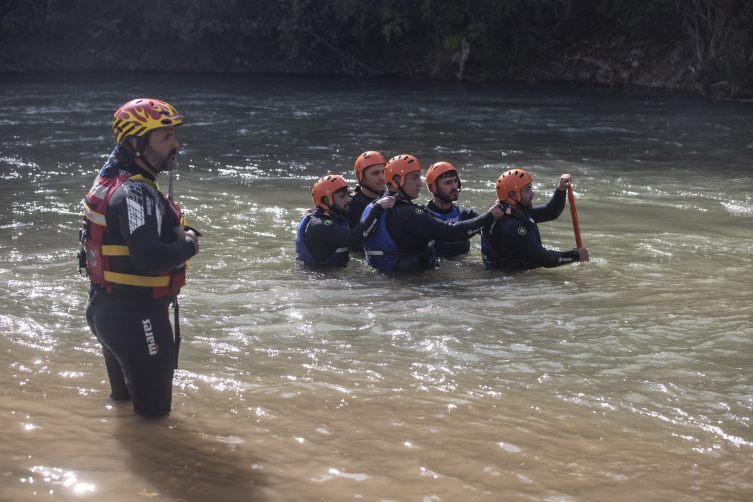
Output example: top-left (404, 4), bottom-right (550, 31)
top-left (354, 151), bottom-right (387, 184)
top-left (113, 99), bottom-right (182, 146)
top-left (426, 161), bottom-right (461, 197)
top-left (385, 154), bottom-right (421, 190)
top-left (496, 169), bottom-right (533, 205)
top-left (312, 175), bottom-right (349, 210)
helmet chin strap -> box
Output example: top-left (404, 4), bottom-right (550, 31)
top-left (396, 183), bottom-right (412, 201)
top-left (135, 151), bottom-right (160, 174)
top-left (361, 181), bottom-right (380, 196)
top-left (124, 137), bottom-right (161, 175)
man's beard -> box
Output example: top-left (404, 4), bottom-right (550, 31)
top-left (518, 199), bottom-right (533, 211)
top-left (441, 189), bottom-right (459, 202)
top-left (333, 201), bottom-right (349, 215)
top-left (144, 146), bottom-right (178, 173)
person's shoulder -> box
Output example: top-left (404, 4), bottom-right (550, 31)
top-left (495, 212), bottom-right (524, 230)
top-left (306, 212), bottom-right (340, 230)
top-left (410, 203), bottom-right (431, 216)
top-left (311, 211), bottom-right (337, 221)
top-left (426, 200), bottom-right (440, 212)
top-left (392, 199), bottom-right (425, 215)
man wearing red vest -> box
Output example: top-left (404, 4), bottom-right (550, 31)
top-left (80, 99), bottom-right (199, 414)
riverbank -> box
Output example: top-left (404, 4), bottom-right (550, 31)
top-left (3, 0), bottom-right (753, 101)
top-left (0, 34), bottom-right (748, 101)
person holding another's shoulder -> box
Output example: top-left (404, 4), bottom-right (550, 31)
top-left (295, 175), bottom-right (394, 268)
top-left (481, 170), bottom-right (589, 270)
top-left (362, 155), bottom-right (505, 272)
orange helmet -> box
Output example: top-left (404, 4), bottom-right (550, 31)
top-left (354, 151), bottom-right (387, 184)
top-left (426, 161), bottom-right (461, 196)
top-left (385, 154), bottom-right (422, 189)
top-left (495, 169), bottom-right (533, 205)
top-left (312, 175), bottom-right (349, 210)
top-left (113, 98), bottom-right (182, 146)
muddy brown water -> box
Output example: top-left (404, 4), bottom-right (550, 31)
top-left (0, 73), bottom-right (752, 501)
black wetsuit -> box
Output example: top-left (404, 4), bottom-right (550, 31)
top-left (344, 186), bottom-right (380, 227)
top-left (426, 201), bottom-right (479, 257)
top-left (297, 204), bottom-right (384, 265)
top-left (378, 197), bottom-right (493, 271)
top-left (481, 188), bottom-right (579, 269)
top-left (85, 147), bottom-right (195, 414)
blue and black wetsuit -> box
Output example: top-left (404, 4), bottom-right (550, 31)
top-left (85, 146), bottom-right (196, 414)
top-left (481, 188), bottom-right (579, 270)
top-left (363, 196), bottom-right (494, 272)
top-left (426, 201), bottom-right (479, 257)
top-left (295, 204), bottom-right (384, 267)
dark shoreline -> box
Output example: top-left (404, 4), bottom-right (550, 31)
top-left (2, 42), bottom-right (749, 104)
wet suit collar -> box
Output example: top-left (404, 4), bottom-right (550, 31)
top-left (355, 183), bottom-right (383, 200)
top-left (393, 185), bottom-right (416, 202)
top-left (391, 192), bottom-right (429, 210)
top-left (427, 200), bottom-right (458, 215)
top-left (503, 204), bottom-right (534, 224)
top-left (314, 207), bottom-right (347, 224)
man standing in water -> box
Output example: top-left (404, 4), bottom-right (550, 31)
top-left (80, 99), bottom-right (199, 414)
top-left (425, 161), bottom-right (479, 258)
top-left (343, 150), bottom-right (388, 227)
top-left (481, 169), bottom-right (589, 269)
top-left (363, 155), bottom-right (504, 272)
top-left (295, 174), bottom-right (394, 267)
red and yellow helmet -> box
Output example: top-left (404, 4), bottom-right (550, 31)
top-left (312, 175), bottom-right (349, 210)
top-left (385, 154), bottom-right (421, 189)
top-left (425, 161), bottom-right (461, 195)
top-left (495, 169), bottom-right (533, 205)
top-left (112, 99), bottom-right (182, 146)
top-left (354, 151), bottom-right (387, 184)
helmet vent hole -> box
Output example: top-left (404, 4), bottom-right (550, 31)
top-left (160, 119), bottom-right (172, 125)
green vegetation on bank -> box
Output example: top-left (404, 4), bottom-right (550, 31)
top-left (2, 0), bottom-right (751, 98)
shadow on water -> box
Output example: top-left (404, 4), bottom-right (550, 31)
top-left (111, 403), bottom-right (270, 501)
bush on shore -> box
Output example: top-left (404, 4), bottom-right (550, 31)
top-left (1, 0), bottom-right (751, 98)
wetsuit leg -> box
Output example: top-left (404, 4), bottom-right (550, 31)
top-left (87, 291), bottom-right (175, 414)
top-left (393, 255), bottom-right (426, 272)
top-left (86, 289), bottom-right (130, 400)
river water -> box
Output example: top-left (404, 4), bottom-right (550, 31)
top-left (0, 73), bottom-right (751, 501)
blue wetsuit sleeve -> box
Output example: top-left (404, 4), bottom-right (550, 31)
top-left (529, 188), bottom-right (566, 223)
top-left (307, 205), bottom-right (384, 247)
top-left (114, 182), bottom-right (195, 274)
top-left (502, 219), bottom-right (579, 268)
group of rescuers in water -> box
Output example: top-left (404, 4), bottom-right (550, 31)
top-left (296, 151), bottom-right (589, 272)
top-left (80, 98), bottom-right (589, 415)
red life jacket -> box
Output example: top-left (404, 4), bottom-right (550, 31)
top-left (81, 173), bottom-right (186, 299)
